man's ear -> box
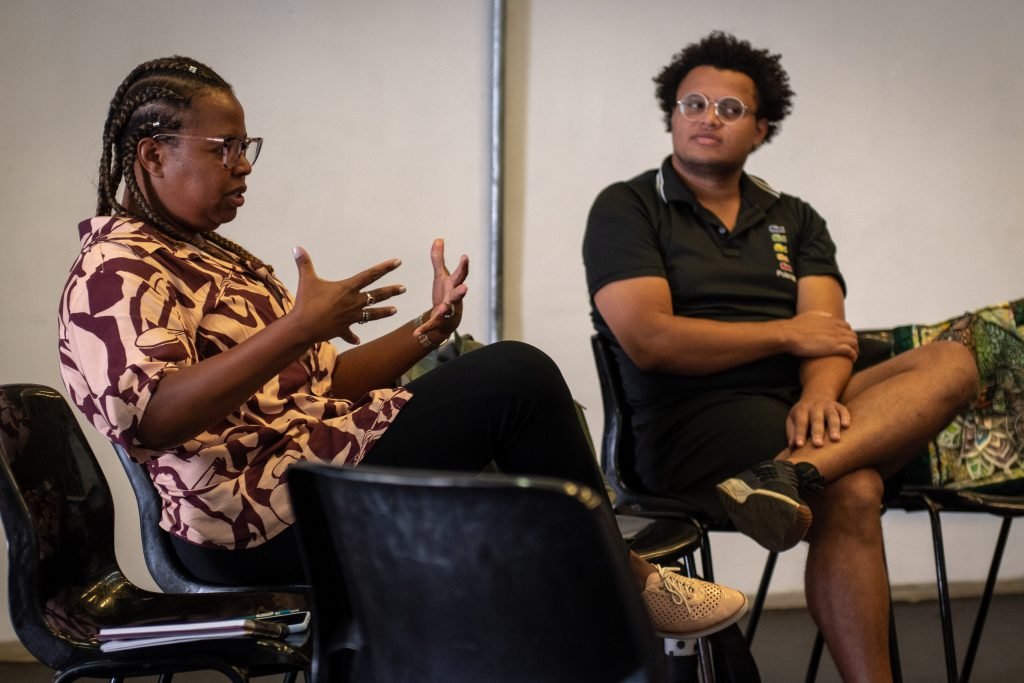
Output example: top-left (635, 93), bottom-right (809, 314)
top-left (137, 137), bottom-right (165, 178)
top-left (752, 118), bottom-right (769, 150)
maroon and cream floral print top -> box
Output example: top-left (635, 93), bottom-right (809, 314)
top-left (58, 217), bottom-right (411, 549)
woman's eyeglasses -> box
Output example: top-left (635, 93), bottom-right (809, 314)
top-left (152, 133), bottom-right (263, 167)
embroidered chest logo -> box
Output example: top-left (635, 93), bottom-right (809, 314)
top-left (768, 224), bottom-right (796, 283)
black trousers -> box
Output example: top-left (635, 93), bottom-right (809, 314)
top-left (171, 341), bottom-right (608, 585)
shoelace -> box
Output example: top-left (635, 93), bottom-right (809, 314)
top-left (656, 565), bottom-right (699, 610)
top-left (750, 460), bottom-right (797, 486)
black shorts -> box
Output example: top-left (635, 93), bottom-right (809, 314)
top-left (633, 383), bottom-right (905, 522)
top-left (634, 386), bottom-right (801, 523)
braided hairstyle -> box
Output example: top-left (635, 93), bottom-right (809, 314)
top-left (653, 32), bottom-right (794, 146)
top-left (97, 56), bottom-right (264, 266)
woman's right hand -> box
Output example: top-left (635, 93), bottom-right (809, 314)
top-left (290, 246), bottom-right (406, 346)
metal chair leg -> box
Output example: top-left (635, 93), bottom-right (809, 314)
top-left (804, 631), bottom-right (825, 683)
top-left (744, 551), bottom-right (777, 644)
top-left (923, 496), bottom-right (958, 683)
top-left (697, 637), bottom-right (716, 683)
top-left (960, 516), bottom-right (1012, 682)
top-left (699, 525), bottom-right (715, 583)
top-left (889, 602), bottom-right (903, 683)
top-left (880, 533), bottom-right (903, 683)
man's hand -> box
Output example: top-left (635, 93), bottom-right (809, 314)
top-left (786, 394), bottom-right (851, 448)
top-left (783, 311), bottom-right (859, 361)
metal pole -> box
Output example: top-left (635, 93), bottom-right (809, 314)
top-left (487, 0), bottom-right (506, 343)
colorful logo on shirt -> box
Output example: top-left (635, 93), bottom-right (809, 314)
top-left (768, 224), bottom-right (796, 283)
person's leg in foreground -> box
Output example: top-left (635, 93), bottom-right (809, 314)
top-left (366, 341), bottom-right (749, 638)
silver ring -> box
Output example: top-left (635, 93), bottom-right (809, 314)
top-left (443, 302), bottom-right (455, 319)
top-left (365, 292), bottom-right (376, 306)
top-left (359, 309), bottom-right (370, 324)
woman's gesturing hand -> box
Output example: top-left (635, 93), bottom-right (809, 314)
top-left (290, 246), bottom-right (406, 345)
top-left (414, 238), bottom-right (469, 342)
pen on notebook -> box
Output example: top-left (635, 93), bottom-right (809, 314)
top-left (249, 608), bottom-right (302, 620)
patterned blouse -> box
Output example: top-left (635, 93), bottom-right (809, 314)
top-left (58, 217), bottom-right (411, 550)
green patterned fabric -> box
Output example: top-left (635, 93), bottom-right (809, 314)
top-left (894, 299), bottom-right (1024, 493)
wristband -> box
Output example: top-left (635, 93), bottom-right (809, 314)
top-left (414, 313), bottom-right (449, 350)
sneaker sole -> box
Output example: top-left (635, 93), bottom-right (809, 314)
top-left (653, 593), bottom-right (749, 640)
top-left (716, 479), bottom-right (812, 552)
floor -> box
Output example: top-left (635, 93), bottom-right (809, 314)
top-left (1, 593), bottom-right (1021, 682)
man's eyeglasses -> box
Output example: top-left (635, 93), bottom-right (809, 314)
top-left (152, 133), bottom-right (263, 167)
top-left (677, 93), bottom-right (751, 124)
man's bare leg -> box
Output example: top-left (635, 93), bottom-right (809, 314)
top-left (783, 340), bottom-right (979, 479)
top-left (790, 341), bottom-right (976, 681)
top-left (805, 469), bottom-right (892, 682)
top-left (719, 340), bottom-right (978, 680)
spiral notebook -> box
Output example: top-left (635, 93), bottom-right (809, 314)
top-left (98, 609), bottom-right (309, 652)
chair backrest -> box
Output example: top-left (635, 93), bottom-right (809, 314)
top-left (111, 442), bottom-right (308, 594)
top-left (0, 384), bottom-right (126, 669)
top-left (288, 464), bottom-right (666, 683)
top-left (111, 442), bottom-right (203, 593)
top-left (591, 334), bottom-right (698, 521)
top-left (591, 333), bottom-right (643, 500)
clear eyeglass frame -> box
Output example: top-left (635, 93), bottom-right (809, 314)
top-left (676, 92), bottom-right (751, 124)
top-left (152, 133), bottom-right (263, 167)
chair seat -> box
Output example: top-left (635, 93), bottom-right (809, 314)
top-left (915, 487), bottom-right (1024, 513)
top-left (616, 514), bottom-right (703, 565)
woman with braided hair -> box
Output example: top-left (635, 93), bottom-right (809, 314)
top-left (58, 56), bottom-right (747, 638)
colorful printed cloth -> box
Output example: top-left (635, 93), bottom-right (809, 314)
top-left (893, 299), bottom-right (1024, 493)
top-left (58, 217), bottom-right (411, 549)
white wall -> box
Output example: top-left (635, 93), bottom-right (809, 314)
top-left (0, 0), bottom-right (491, 644)
top-left (507, 0), bottom-right (1024, 601)
top-left (1, 0), bottom-right (1022, 645)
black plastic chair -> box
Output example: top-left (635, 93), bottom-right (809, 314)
top-left (112, 441), bottom-right (310, 596)
top-left (590, 334), bottom-right (778, 639)
top-left (0, 383), bottom-right (310, 682)
top-left (288, 463), bottom-right (668, 683)
top-left (593, 332), bottom-right (910, 681)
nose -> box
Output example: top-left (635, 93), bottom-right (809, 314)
top-left (233, 156), bottom-right (253, 176)
top-left (700, 103), bottom-right (723, 126)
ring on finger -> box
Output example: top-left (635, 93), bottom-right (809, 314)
top-left (359, 309), bottom-right (371, 324)
top-left (443, 302), bottom-right (455, 319)
top-left (365, 292), bottom-right (376, 306)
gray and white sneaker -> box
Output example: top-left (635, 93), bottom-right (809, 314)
top-left (716, 460), bottom-right (823, 552)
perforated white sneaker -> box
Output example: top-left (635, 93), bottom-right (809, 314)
top-left (641, 566), bottom-right (748, 639)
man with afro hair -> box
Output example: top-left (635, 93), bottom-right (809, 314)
top-left (584, 31), bottom-right (979, 681)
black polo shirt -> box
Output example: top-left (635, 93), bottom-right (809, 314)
top-left (583, 157), bottom-right (845, 423)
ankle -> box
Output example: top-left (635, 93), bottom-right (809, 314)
top-left (629, 552), bottom-right (656, 590)
top-left (794, 461), bottom-right (825, 494)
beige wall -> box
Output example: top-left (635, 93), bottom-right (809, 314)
top-left (2, 0), bottom-right (1022, 644)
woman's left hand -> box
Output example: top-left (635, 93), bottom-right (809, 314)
top-left (413, 238), bottom-right (469, 341)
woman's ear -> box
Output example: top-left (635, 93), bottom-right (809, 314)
top-left (137, 137), bottom-right (165, 177)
